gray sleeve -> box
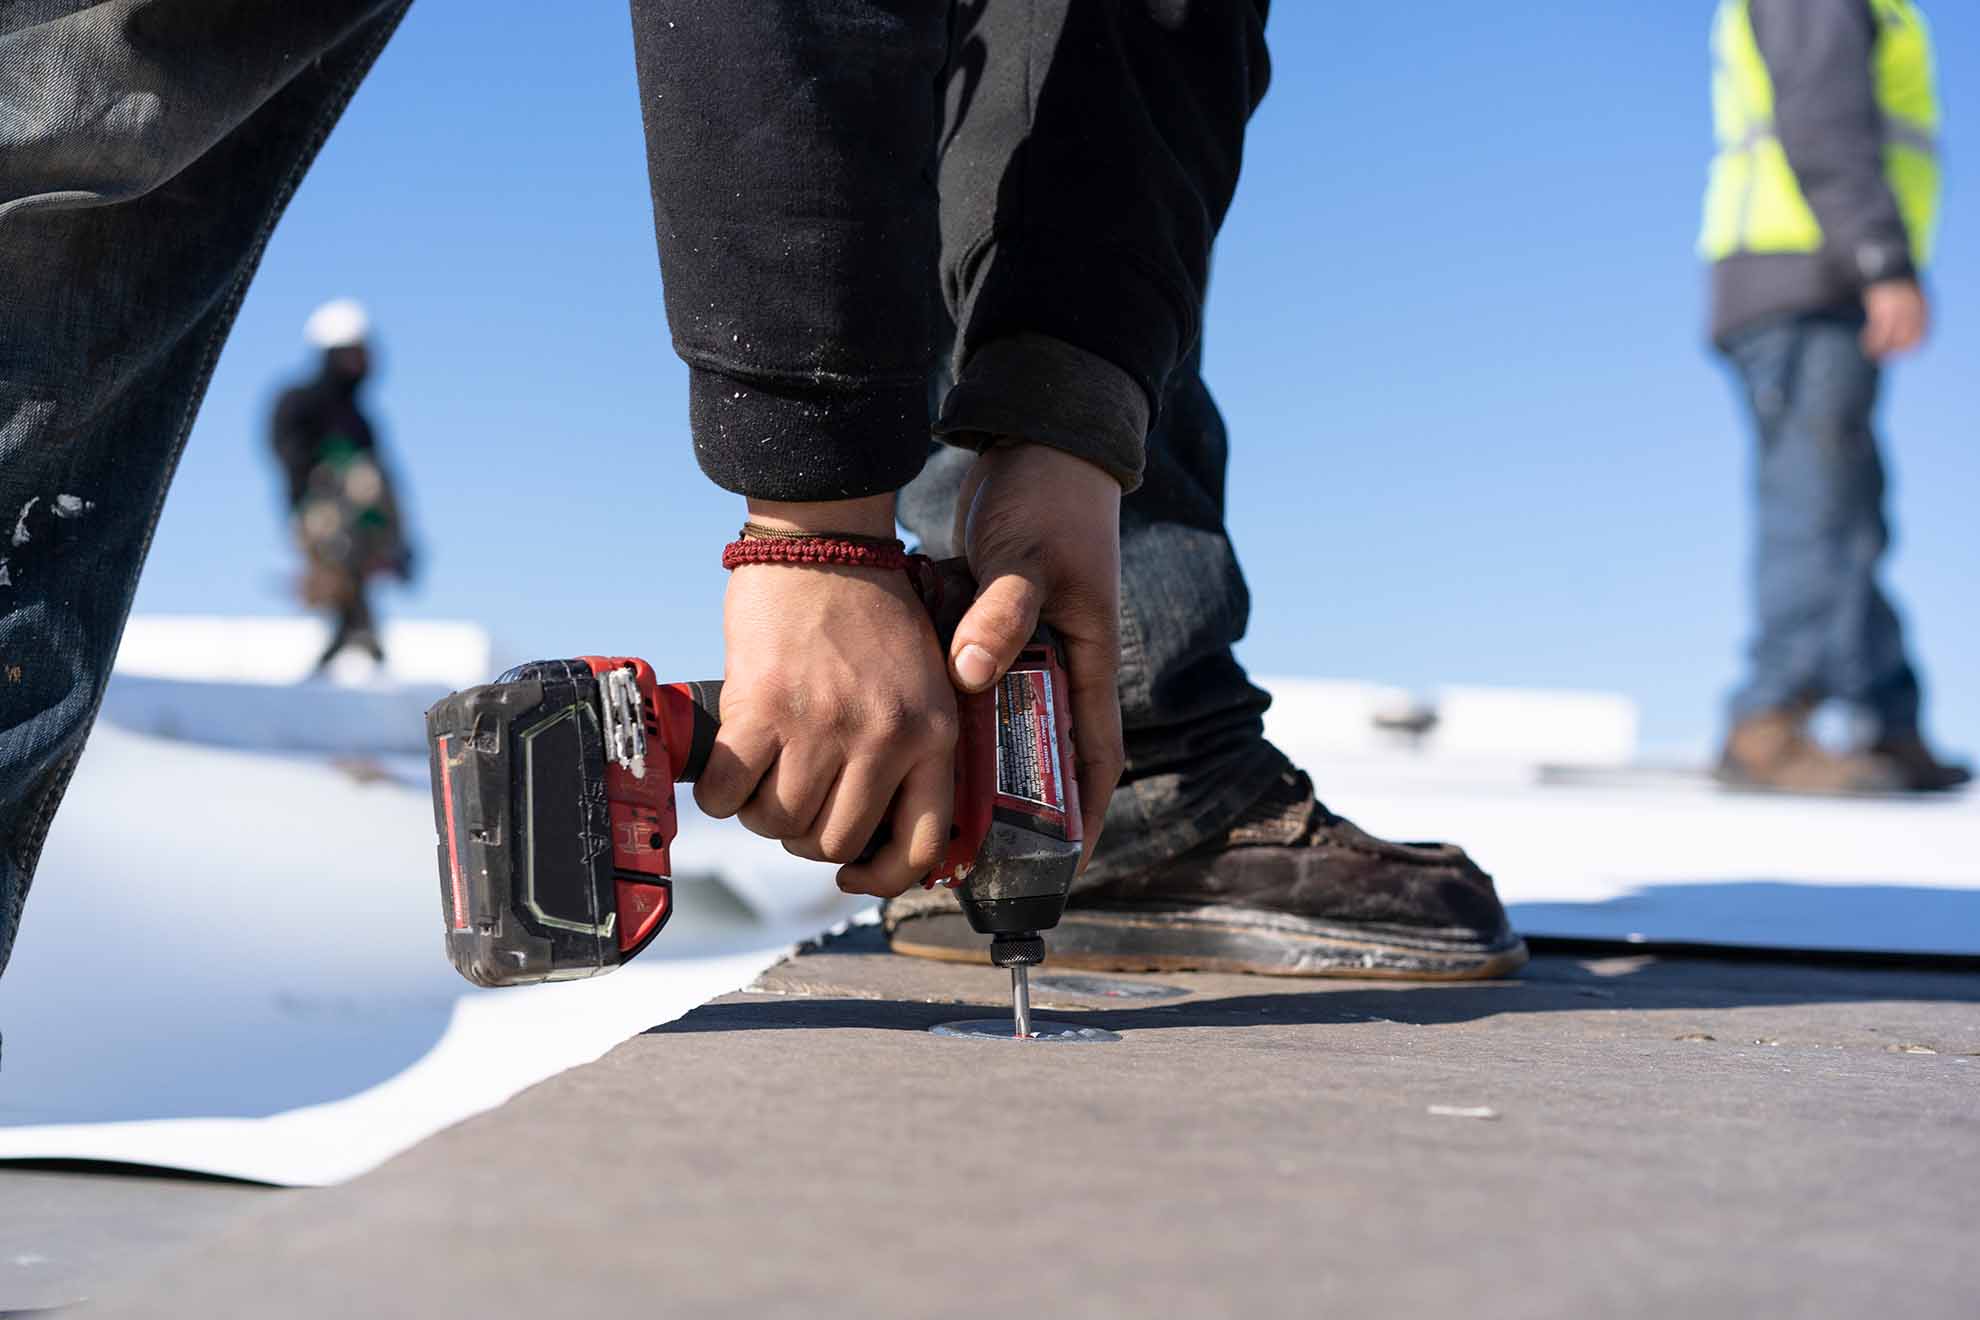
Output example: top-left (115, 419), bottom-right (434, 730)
top-left (1749, 0), bottom-right (1915, 285)
top-left (934, 335), bottom-right (1150, 491)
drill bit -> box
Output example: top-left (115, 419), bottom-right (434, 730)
top-left (989, 931), bottom-right (1044, 1039)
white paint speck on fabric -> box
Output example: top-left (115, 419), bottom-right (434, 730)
top-left (11, 496), bottom-right (37, 545)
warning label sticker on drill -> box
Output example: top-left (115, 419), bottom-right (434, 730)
top-left (995, 667), bottom-right (1063, 811)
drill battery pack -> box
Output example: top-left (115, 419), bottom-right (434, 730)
top-left (424, 658), bottom-right (717, 987)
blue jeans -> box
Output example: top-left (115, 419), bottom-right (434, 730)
top-left (0, 1), bottom-right (1284, 974)
top-left (1722, 311), bottom-right (1923, 735)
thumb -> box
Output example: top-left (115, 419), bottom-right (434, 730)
top-left (951, 571), bottom-right (1044, 692)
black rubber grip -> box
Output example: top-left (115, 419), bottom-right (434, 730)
top-left (674, 679), bottom-right (722, 784)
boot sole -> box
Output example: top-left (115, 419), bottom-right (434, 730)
top-left (889, 904), bottom-right (1528, 981)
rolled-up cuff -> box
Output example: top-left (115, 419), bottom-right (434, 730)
top-left (932, 333), bottom-right (1148, 491)
top-left (687, 367), bottom-right (931, 501)
top-left (1848, 239), bottom-right (1916, 289)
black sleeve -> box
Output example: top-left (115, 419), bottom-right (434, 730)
top-left (933, 2), bottom-right (1271, 489)
top-left (1750, 0), bottom-right (1915, 286)
top-left (270, 388), bottom-right (314, 509)
top-left (627, 1), bottom-right (948, 503)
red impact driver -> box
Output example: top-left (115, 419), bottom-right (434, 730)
top-left (424, 560), bottom-right (1081, 1035)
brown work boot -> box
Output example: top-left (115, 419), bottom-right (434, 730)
top-left (1715, 709), bottom-right (1904, 795)
top-left (1870, 731), bottom-right (1973, 793)
top-left (884, 770), bottom-right (1527, 980)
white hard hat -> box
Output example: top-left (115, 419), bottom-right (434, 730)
top-left (303, 298), bottom-right (371, 349)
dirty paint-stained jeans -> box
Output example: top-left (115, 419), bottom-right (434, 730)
top-left (1721, 311), bottom-right (1924, 735)
top-left (0, 0), bottom-right (412, 977)
top-left (0, 0), bottom-right (1290, 979)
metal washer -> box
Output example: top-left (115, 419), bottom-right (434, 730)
top-left (929, 1018), bottom-right (1122, 1044)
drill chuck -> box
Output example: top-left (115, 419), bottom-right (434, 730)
top-left (989, 932), bottom-right (1046, 968)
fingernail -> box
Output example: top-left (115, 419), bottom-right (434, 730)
top-left (955, 643), bottom-right (996, 689)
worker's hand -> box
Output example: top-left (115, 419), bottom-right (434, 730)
top-left (950, 441), bottom-right (1125, 872)
top-left (1862, 279), bottom-right (1930, 359)
top-left (701, 494), bottom-right (957, 899)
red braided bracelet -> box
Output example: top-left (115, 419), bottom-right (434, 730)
top-left (721, 531), bottom-right (910, 572)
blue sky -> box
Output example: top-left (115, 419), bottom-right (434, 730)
top-left (133, 2), bottom-right (1980, 754)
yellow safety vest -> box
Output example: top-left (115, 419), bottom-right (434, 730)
top-left (1698, 0), bottom-right (1941, 267)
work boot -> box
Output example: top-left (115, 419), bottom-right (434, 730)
top-left (884, 770), bottom-right (1527, 980)
top-left (1870, 731), bottom-right (1973, 793)
top-left (1715, 709), bottom-right (1904, 795)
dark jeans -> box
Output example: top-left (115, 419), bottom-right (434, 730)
top-left (1722, 311), bottom-right (1923, 735)
top-left (0, 0), bottom-right (414, 978)
top-left (0, 0), bottom-right (1282, 975)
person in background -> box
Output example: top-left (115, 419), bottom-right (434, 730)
top-left (271, 299), bottom-right (414, 674)
top-left (1700, 0), bottom-right (1968, 794)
